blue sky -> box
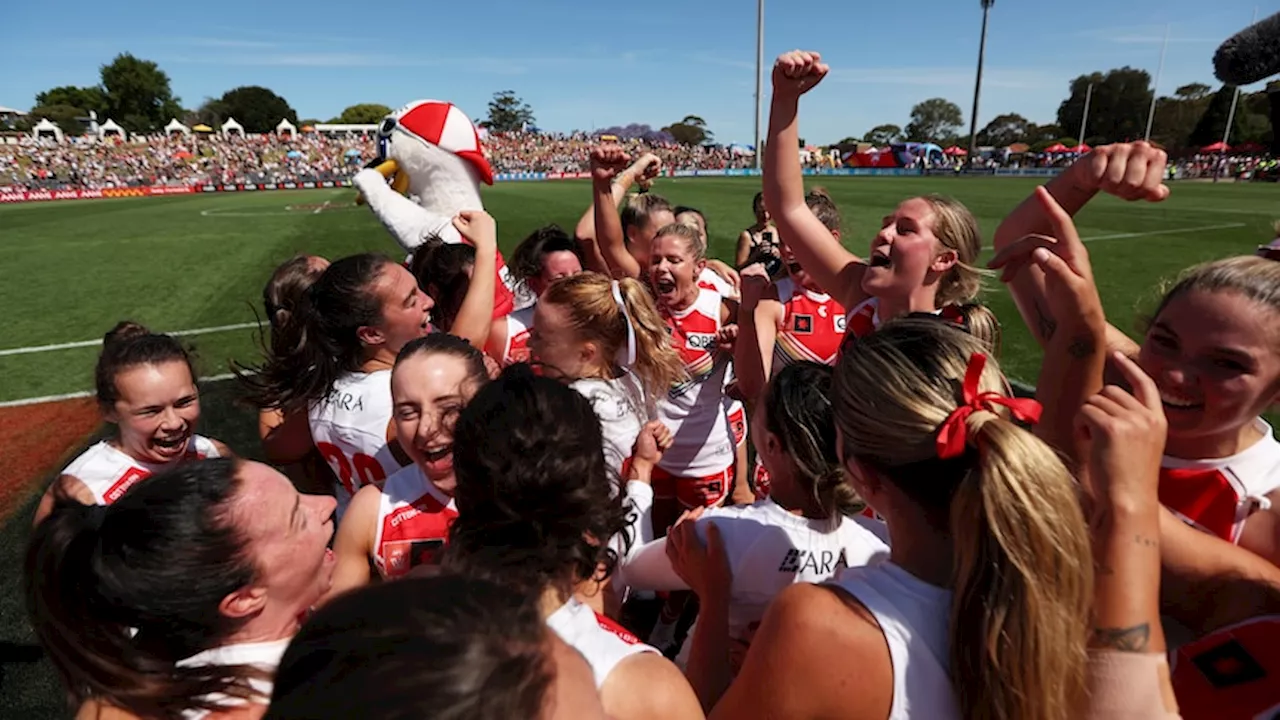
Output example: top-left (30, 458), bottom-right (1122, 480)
top-left (2, 0), bottom-right (1274, 145)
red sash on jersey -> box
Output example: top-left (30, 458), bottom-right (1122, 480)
top-left (379, 491), bottom-right (457, 578)
top-left (1160, 466), bottom-right (1245, 543)
top-left (594, 611), bottom-right (643, 645)
top-left (1172, 616), bottom-right (1280, 719)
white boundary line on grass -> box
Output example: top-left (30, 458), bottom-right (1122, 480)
top-left (0, 372), bottom-right (239, 409)
top-left (1080, 222), bottom-right (1246, 243)
top-left (0, 322), bottom-right (260, 357)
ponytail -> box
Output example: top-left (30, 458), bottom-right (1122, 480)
top-left (617, 277), bottom-right (687, 401)
top-left (540, 273), bottom-right (686, 403)
top-left (950, 415), bottom-right (1091, 720)
top-left (25, 459), bottom-right (265, 719)
top-left (833, 317), bottom-right (1091, 720)
top-left (238, 253), bottom-right (391, 410)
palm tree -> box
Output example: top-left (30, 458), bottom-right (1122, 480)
top-left (966, 0), bottom-right (995, 163)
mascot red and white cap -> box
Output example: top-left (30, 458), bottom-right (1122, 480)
top-left (353, 100), bottom-right (527, 316)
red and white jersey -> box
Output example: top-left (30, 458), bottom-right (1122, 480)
top-left (658, 288), bottom-right (734, 477)
top-left (372, 464), bottom-right (457, 579)
top-left (843, 296), bottom-right (882, 342)
top-left (698, 266), bottom-right (738, 299)
top-left (773, 278), bottom-right (847, 370)
top-left (308, 370), bottom-right (408, 517)
top-left (571, 372), bottom-right (649, 473)
top-left (1172, 616), bottom-right (1280, 720)
top-left (500, 305), bottom-right (535, 367)
top-left (61, 436), bottom-right (221, 506)
top-left (546, 597), bottom-right (657, 689)
top-left (1160, 419), bottom-right (1280, 544)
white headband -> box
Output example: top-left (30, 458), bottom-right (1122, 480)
top-left (610, 280), bottom-right (638, 368)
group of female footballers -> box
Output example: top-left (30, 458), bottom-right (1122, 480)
top-left (23, 49), bottom-right (1280, 720)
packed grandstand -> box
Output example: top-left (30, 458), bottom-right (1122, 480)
top-left (5, 120), bottom-right (1276, 193)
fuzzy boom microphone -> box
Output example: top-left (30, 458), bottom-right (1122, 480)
top-left (1214, 11), bottom-right (1280, 86)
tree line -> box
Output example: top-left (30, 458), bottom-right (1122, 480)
top-left (843, 68), bottom-right (1278, 153)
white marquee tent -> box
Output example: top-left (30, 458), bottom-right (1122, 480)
top-left (221, 117), bottom-right (244, 138)
top-left (276, 118), bottom-right (297, 137)
top-left (32, 118), bottom-right (63, 142)
top-left (165, 118), bottom-right (191, 136)
top-left (98, 118), bottom-right (125, 139)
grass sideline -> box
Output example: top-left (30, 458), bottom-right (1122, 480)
top-left (0, 176), bottom-right (1277, 716)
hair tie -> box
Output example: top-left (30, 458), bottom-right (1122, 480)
top-left (935, 353), bottom-right (1042, 459)
top-left (610, 280), bottom-right (638, 368)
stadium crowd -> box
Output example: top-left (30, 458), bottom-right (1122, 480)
top-left (19, 50), bottom-right (1280, 720)
top-left (0, 129), bottom-right (756, 191)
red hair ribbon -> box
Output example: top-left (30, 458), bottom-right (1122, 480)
top-left (935, 353), bottom-right (1042, 459)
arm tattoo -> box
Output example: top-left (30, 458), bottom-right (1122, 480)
top-left (1034, 301), bottom-right (1057, 342)
top-left (1067, 335), bottom-right (1097, 359)
top-left (1090, 623), bottom-right (1151, 652)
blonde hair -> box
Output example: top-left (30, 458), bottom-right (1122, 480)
top-left (654, 222), bottom-right (706, 261)
top-left (1150, 256), bottom-right (1280, 340)
top-left (540, 272), bottom-right (687, 401)
top-left (805, 187), bottom-right (841, 232)
top-left (620, 193), bottom-right (672, 236)
top-left (833, 317), bottom-right (1091, 720)
top-left (917, 194), bottom-right (984, 307)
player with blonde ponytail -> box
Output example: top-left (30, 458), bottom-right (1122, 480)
top-left (530, 271), bottom-right (685, 472)
top-left (706, 317), bottom-right (1093, 720)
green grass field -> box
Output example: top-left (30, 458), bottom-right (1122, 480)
top-left (0, 176), bottom-right (1276, 717)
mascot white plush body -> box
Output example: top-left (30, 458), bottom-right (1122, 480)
top-left (353, 100), bottom-right (527, 316)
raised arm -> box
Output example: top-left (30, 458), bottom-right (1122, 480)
top-left (992, 142), bottom-right (1169, 349)
top-left (448, 210), bottom-right (497, 349)
top-left (591, 145), bottom-right (651, 280)
top-left (576, 151), bottom-right (660, 276)
top-left (733, 265), bottom-right (781, 404)
top-left (764, 51), bottom-right (866, 310)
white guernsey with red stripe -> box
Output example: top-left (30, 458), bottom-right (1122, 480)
top-left (61, 436), bottom-right (222, 506)
top-left (546, 597), bottom-right (657, 689)
top-left (372, 464), bottom-right (457, 579)
top-left (308, 370), bottom-right (409, 518)
top-left (657, 287), bottom-right (734, 478)
top-left (1159, 419), bottom-right (1280, 544)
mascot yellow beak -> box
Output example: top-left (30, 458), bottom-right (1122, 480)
top-left (355, 159), bottom-right (411, 205)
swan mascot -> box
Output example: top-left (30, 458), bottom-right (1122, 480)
top-left (352, 99), bottom-right (525, 316)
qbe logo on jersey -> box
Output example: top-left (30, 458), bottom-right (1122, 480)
top-left (834, 314), bottom-right (847, 333)
top-left (685, 333), bottom-right (717, 351)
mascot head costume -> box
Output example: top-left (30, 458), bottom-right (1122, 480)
top-left (354, 100), bottom-right (522, 316)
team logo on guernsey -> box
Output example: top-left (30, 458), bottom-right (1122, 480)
top-left (793, 315), bottom-right (813, 334)
top-left (778, 548), bottom-right (849, 575)
top-left (685, 332), bottom-right (717, 351)
top-left (834, 314), bottom-right (847, 333)
top-left (104, 467), bottom-right (150, 504)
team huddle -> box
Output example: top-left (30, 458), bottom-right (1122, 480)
top-left (22, 51), bottom-right (1280, 720)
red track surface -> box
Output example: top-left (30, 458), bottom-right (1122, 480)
top-left (0, 399), bottom-right (99, 523)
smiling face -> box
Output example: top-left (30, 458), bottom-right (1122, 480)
top-left (629, 209), bottom-right (676, 261)
top-left (391, 352), bottom-right (482, 492)
top-left (369, 263), bottom-right (434, 354)
top-left (529, 251), bottom-right (583, 298)
top-left (1139, 289), bottom-right (1280, 457)
top-left (860, 197), bottom-right (957, 307)
top-left (106, 361), bottom-right (202, 464)
top-left (231, 461), bottom-right (339, 615)
top-left (649, 232), bottom-right (705, 309)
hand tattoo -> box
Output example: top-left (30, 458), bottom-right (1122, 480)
top-left (1034, 301), bottom-right (1057, 342)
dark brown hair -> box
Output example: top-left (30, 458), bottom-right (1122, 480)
top-left (94, 321), bottom-right (197, 410)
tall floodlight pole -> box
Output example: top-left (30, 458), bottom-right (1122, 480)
top-left (1144, 23), bottom-right (1170, 142)
top-left (1221, 8), bottom-right (1259, 152)
top-left (1078, 83), bottom-right (1093, 148)
top-left (967, 0), bottom-right (995, 164)
top-left (754, 0), bottom-right (765, 170)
